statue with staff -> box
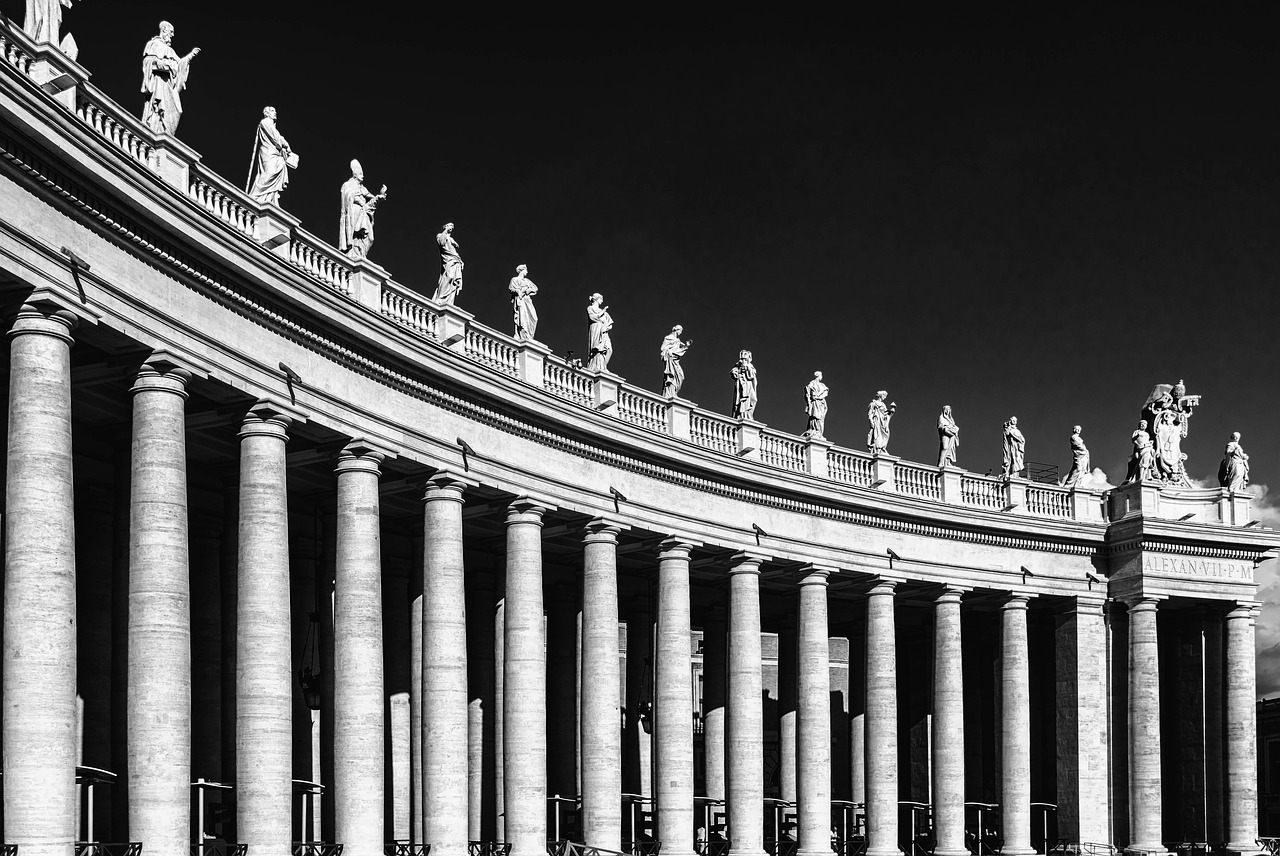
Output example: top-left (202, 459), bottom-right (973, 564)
top-left (141, 20), bottom-right (201, 136)
top-left (245, 106), bottom-right (296, 206)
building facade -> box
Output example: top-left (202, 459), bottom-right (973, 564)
top-left (0, 25), bottom-right (1274, 856)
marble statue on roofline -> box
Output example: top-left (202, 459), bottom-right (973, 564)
top-left (434, 223), bottom-right (464, 304)
top-left (802, 372), bottom-right (827, 440)
top-left (731, 350), bottom-right (757, 421)
top-left (1139, 378), bottom-right (1198, 487)
top-left (1001, 416), bottom-right (1025, 478)
top-left (867, 390), bottom-right (895, 454)
top-left (140, 21), bottom-right (200, 136)
top-left (586, 293), bottom-right (613, 372)
top-left (937, 405), bottom-right (959, 467)
top-left (509, 265), bottom-right (539, 342)
top-left (660, 326), bottom-right (692, 399)
top-left (1124, 420), bottom-right (1155, 484)
top-left (338, 160), bottom-right (387, 261)
top-left (1062, 425), bottom-right (1090, 487)
top-left (1218, 432), bottom-right (1250, 492)
top-left (246, 107), bottom-right (295, 206)
top-left (25, 0), bottom-right (79, 56)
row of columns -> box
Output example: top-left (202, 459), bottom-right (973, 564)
top-left (0, 300), bottom-right (1266, 856)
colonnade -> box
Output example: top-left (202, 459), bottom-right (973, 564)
top-left (0, 300), bottom-right (1267, 856)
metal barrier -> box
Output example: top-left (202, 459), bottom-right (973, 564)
top-left (1, 846), bottom-right (14, 856)
top-left (191, 845), bottom-right (247, 856)
top-left (898, 801), bottom-right (932, 856)
top-left (694, 842), bottom-right (730, 856)
top-left (76, 846), bottom-right (142, 856)
top-left (1260, 841), bottom-right (1280, 856)
top-left (831, 838), bottom-right (867, 856)
top-left (386, 844), bottom-right (430, 856)
top-left (293, 844), bottom-right (344, 856)
top-left (547, 841), bottom-right (631, 856)
top-left (470, 843), bottom-right (513, 856)
top-left (623, 841), bottom-right (661, 856)
top-left (1030, 802), bottom-right (1058, 854)
top-left (964, 802), bottom-right (1000, 856)
top-left (765, 841), bottom-right (797, 856)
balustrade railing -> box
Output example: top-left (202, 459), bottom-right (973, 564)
top-left (0, 28), bottom-right (34, 76)
top-left (828, 448), bottom-right (875, 486)
top-left (75, 92), bottom-right (155, 169)
top-left (188, 163), bottom-right (257, 238)
top-left (380, 281), bottom-right (438, 339)
top-left (690, 411), bottom-right (737, 455)
top-left (1025, 484), bottom-right (1071, 518)
top-left (961, 474), bottom-right (1005, 510)
top-left (464, 329), bottom-right (519, 377)
top-left (616, 387), bottom-right (668, 434)
top-left (288, 228), bottom-right (352, 296)
top-left (894, 462), bottom-right (942, 500)
top-left (543, 357), bottom-right (595, 407)
top-left (759, 430), bottom-right (806, 472)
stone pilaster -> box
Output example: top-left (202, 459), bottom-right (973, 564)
top-left (999, 595), bottom-right (1034, 856)
top-left (655, 538), bottom-right (697, 856)
top-left (421, 472), bottom-right (470, 856)
top-left (864, 580), bottom-right (898, 856)
top-left (727, 554), bottom-right (767, 856)
top-left (504, 498), bottom-right (549, 856)
top-left (796, 568), bottom-right (832, 856)
top-left (1127, 597), bottom-right (1167, 855)
top-left (932, 587), bottom-right (967, 856)
top-left (702, 606), bottom-right (727, 802)
top-left (581, 519), bottom-right (623, 850)
top-left (3, 304), bottom-right (80, 856)
top-left (1053, 596), bottom-right (1108, 846)
top-left (333, 445), bottom-right (385, 856)
top-left (1224, 603), bottom-right (1261, 856)
top-left (236, 404), bottom-right (294, 856)
top-left (127, 361), bottom-right (194, 856)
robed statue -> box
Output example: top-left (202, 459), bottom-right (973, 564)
top-left (731, 350), bottom-right (757, 421)
top-left (660, 325), bottom-right (692, 398)
top-left (141, 21), bottom-right (200, 136)
top-left (246, 106), bottom-right (295, 206)
top-left (434, 223), bottom-right (464, 304)
top-left (1124, 420), bottom-right (1155, 484)
top-left (587, 294), bottom-right (613, 372)
top-left (509, 265), bottom-right (539, 342)
top-left (338, 159), bottom-right (387, 261)
top-left (25, 0), bottom-right (78, 54)
top-left (1062, 425), bottom-right (1091, 487)
top-left (803, 372), bottom-right (828, 439)
top-left (1002, 417), bottom-right (1025, 478)
top-left (867, 390), bottom-right (895, 454)
top-left (937, 405), bottom-right (959, 467)
top-left (1218, 432), bottom-right (1250, 492)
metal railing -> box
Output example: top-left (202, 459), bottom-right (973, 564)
top-left (964, 802), bottom-right (1000, 856)
top-left (623, 842), bottom-right (661, 856)
top-left (76, 846), bottom-right (142, 856)
top-left (191, 845), bottom-right (247, 856)
top-left (693, 842), bottom-right (730, 856)
top-left (1, 846), bottom-right (14, 856)
top-left (293, 844), bottom-right (344, 856)
top-left (831, 838), bottom-right (867, 856)
top-left (385, 844), bottom-right (430, 856)
top-left (469, 843), bottom-right (512, 856)
top-left (548, 841), bottom-right (630, 856)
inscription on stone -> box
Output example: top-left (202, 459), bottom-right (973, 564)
top-left (1142, 554), bottom-right (1252, 581)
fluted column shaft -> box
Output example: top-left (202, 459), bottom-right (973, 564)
top-left (422, 474), bottom-right (470, 856)
top-left (932, 588), bottom-right (966, 856)
top-left (796, 570), bottom-right (831, 856)
top-left (1000, 595), bottom-right (1034, 856)
top-left (504, 500), bottom-right (548, 856)
top-left (127, 363), bottom-right (193, 856)
top-left (656, 539), bottom-right (696, 856)
top-left (581, 520), bottom-right (623, 850)
top-left (1127, 598), bottom-right (1165, 853)
top-left (1224, 604), bottom-right (1260, 854)
top-left (333, 448), bottom-right (385, 856)
top-left (236, 409), bottom-right (293, 856)
top-left (727, 555), bottom-right (766, 856)
top-left (3, 305), bottom-right (79, 856)
top-left (864, 581), bottom-right (898, 856)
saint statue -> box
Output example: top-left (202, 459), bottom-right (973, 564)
top-left (508, 264), bottom-right (539, 342)
top-left (803, 372), bottom-right (828, 439)
top-left (1001, 417), bottom-right (1025, 478)
top-left (731, 350), bottom-right (757, 421)
top-left (434, 223), bottom-right (464, 304)
top-left (140, 21), bottom-right (201, 136)
top-left (25, 0), bottom-right (77, 52)
top-left (867, 390), bottom-right (895, 454)
top-left (246, 106), bottom-right (294, 206)
top-left (1139, 378), bottom-right (1198, 486)
top-left (1218, 432), bottom-right (1250, 493)
top-left (586, 293), bottom-right (613, 372)
top-left (1124, 420), bottom-right (1155, 484)
top-left (338, 160), bottom-right (387, 261)
top-left (660, 325), bottom-right (692, 398)
top-left (1062, 425), bottom-right (1091, 487)
top-left (937, 405), bottom-right (959, 467)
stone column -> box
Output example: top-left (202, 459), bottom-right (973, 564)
top-left (3, 304), bottom-right (79, 856)
top-left (333, 445), bottom-right (385, 856)
top-left (656, 538), bottom-right (696, 856)
top-left (422, 472), bottom-right (470, 856)
top-left (1224, 603), bottom-right (1260, 856)
top-left (727, 554), bottom-right (767, 856)
top-left (864, 580), bottom-right (898, 856)
top-left (931, 587), bottom-right (966, 856)
top-left (505, 499), bottom-right (549, 856)
top-left (796, 568), bottom-right (831, 856)
top-left (1127, 597), bottom-right (1166, 854)
top-left (702, 606), bottom-right (727, 802)
top-left (127, 360), bottom-right (194, 856)
top-left (999, 595), bottom-right (1034, 856)
top-left (1205, 616), bottom-right (1224, 848)
top-left (236, 405), bottom-right (294, 856)
top-left (580, 520), bottom-right (623, 849)
top-left (409, 532), bottom-right (424, 844)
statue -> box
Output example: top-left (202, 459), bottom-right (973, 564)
top-left (937, 405), bottom-right (959, 467)
top-left (434, 223), bottom-right (464, 304)
top-left (803, 372), bottom-right (828, 439)
top-left (1217, 432), bottom-right (1250, 492)
top-left (140, 21), bottom-right (200, 136)
top-left (508, 265), bottom-right (539, 342)
top-left (730, 350), bottom-right (757, 421)
top-left (1139, 379), bottom-right (1199, 486)
top-left (338, 160), bottom-right (387, 261)
top-left (1062, 425), bottom-right (1091, 487)
top-left (1124, 420), bottom-right (1155, 484)
top-left (866, 390), bottom-right (896, 454)
top-left (659, 325), bottom-right (692, 398)
top-left (1001, 417), bottom-right (1025, 478)
top-left (25, 0), bottom-right (78, 54)
top-left (586, 293), bottom-right (613, 372)
top-left (245, 106), bottom-right (294, 206)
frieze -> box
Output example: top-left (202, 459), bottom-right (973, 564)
top-left (1141, 554), bottom-right (1252, 582)
top-left (1108, 537), bottom-right (1259, 563)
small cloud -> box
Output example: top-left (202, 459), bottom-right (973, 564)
top-left (1086, 467), bottom-right (1114, 489)
top-left (1252, 481), bottom-right (1280, 699)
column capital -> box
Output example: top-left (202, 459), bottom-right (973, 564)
top-left (934, 585), bottom-right (968, 606)
top-left (131, 361), bottom-right (193, 398)
top-left (728, 551), bottom-right (769, 574)
top-left (865, 575), bottom-right (902, 596)
top-left (583, 517), bottom-right (626, 544)
top-left (1064, 593), bottom-right (1106, 614)
top-left (6, 289), bottom-right (101, 338)
top-left (239, 398), bottom-right (306, 438)
top-left (505, 495), bottom-right (550, 526)
top-left (797, 564), bottom-right (836, 586)
top-left (334, 445), bottom-right (385, 475)
top-left (657, 535), bottom-right (698, 561)
top-left (1000, 592), bottom-right (1032, 610)
top-left (1226, 600), bottom-right (1262, 621)
top-left (423, 468), bottom-right (471, 503)
top-left (1120, 594), bottom-right (1165, 612)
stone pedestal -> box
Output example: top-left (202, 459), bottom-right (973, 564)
top-left (864, 581), bottom-right (898, 856)
top-left (581, 520), bottom-right (623, 850)
top-left (932, 588), bottom-right (966, 856)
top-left (796, 568), bottom-right (831, 856)
top-left (727, 555), bottom-right (767, 856)
top-left (655, 538), bottom-right (696, 856)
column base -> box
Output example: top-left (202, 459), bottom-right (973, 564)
top-left (1123, 848), bottom-right (1170, 856)
top-left (865, 849), bottom-right (904, 856)
top-left (729, 849), bottom-right (769, 856)
top-left (938, 849), bottom-right (973, 856)
top-left (998, 848), bottom-right (1037, 856)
